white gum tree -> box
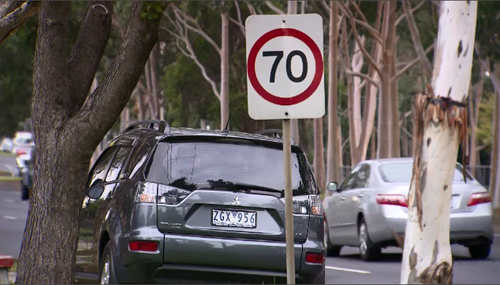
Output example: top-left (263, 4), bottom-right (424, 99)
top-left (400, 2), bottom-right (478, 284)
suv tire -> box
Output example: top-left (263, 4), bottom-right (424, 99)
top-left (468, 243), bottom-right (491, 260)
top-left (99, 243), bottom-right (119, 284)
top-left (358, 218), bottom-right (381, 261)
top-left (21, 185), bottom-right (29, 201)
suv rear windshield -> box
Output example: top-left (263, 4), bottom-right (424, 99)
top-left (145, 141), bottom-right (316, 196)
top-left (378, 161), bottom-right (473, 183)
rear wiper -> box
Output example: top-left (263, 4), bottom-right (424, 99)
top-left (197, 181), bottom-right (283, 195)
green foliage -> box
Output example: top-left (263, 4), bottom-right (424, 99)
top-left (141, 1), bottom-right (169, 20)
top-left (476, 1), bottom-right (500, 61)
top-left (477, 92), bottom-right (495, 153)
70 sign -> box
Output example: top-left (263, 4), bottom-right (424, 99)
top-left (246, 22), bottom-right (324, 113)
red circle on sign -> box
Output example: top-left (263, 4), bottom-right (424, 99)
top-left (247, 28), bottom-right (323, 106)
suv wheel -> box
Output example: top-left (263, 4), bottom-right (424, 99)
top-left (358, 218), bottom-right (381, 261)
top-left (468, 243), bottom-right (491, 260)
top-left (99, 243), bottom-right (118, 284)
top-left (324, 220), bottom-right (341, 257)
top-left (21, 185), bottom-right (29, 201)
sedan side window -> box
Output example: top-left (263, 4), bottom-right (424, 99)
top-left (353, 164), bottom-right (371, 189)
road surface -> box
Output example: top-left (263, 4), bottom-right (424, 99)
top-left (0, 154), bottom-right (17, 176)
top-left (325, 236), bottom-right (500, 284)
top-left (1, 184), bottom-right (499, 283)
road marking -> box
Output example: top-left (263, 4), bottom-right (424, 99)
top-left (4, 199), bottom-right (14, 203)
top-left (326, 266), bottom-right (371, 274)
top-left (494, 234), bottom-right (500, 237)
top-left (2, 216), bottom-right (17, 220)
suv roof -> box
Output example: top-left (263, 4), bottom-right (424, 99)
top-left (111, 120), bottom-right (298, 148)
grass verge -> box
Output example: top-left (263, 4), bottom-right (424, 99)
top-left (0, 152), bottom-right (16, 158)
top-left (0, 176), bottom-right (20, 182)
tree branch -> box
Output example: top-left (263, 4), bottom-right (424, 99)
top-left (67, 1), bottom-right (114, 116)
top-left (171, 7), bottom-right (221, 55)
top-left (345, 71), bottom-right (380, 89)
top-left (71, 1), bottom-right (168, 148)
top-left (231, 1), bottom-right (245, 36)
top-left (247, 3), bottom-right (257, 15)
top-left (391, 43), bottom-right (435, 82)
top-left (396, 1), bottom-right (427, 26)
top-left (338, 1), bottom-right (382, 75)
top-left (402, 1), bottom-right (433, 77)
top-left (265, 1), bottom-right (284, 14)
top-left (0, 2), bottom-right (22, 18)
top-left (163, 13), bottom-right (221, 100)
top-left (0, 1), bottom-right (39, 44)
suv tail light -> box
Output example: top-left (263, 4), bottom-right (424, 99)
top-left (280, 195), bottom-right (323, 215)
top-left (305, 252), bottom-right (324, 265)
top-left (467, 192), bottom-right (491, 207)
top-left (376, 194), bottom-right (408, 207)
top-left (128, 241), bottom-right (158, 252)
top-left (136, 182), bottom-right (191, 205)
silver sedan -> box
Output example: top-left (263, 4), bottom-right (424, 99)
top-left (323, 158), bottom-right (493, 261)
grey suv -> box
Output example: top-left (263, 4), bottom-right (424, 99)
top-left (75, 121), bottom-right (326, 284)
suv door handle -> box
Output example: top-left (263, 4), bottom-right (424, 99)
top-left (357, 194), bottom-right (363, 198)
top-left (341, 197), bottom-right (346, 201)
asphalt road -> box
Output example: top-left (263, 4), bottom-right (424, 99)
top-left (0, 184), bottom-right (28, 259)
top-left (324, 236), bottom-right (500, 284)
top-left (1, 183), bottom-right (499, 283)
top-left (0, 154), bottom-right (17, 175)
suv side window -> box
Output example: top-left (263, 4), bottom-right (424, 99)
top-left (88, 147), bottom-right (118, 187)
top-left (105, 146), bottom-right (133, 182)
top-left (123, 142), bottom-right (151, 179)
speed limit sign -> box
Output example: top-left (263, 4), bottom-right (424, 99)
top-left (246, 14), bottom-right (325, 120)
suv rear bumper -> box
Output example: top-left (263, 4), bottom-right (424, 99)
top-left (116, 232), bottom-right (324, 283)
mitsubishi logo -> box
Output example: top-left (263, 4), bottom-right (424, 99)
top-left (232, 196), bottom-right (240, 206)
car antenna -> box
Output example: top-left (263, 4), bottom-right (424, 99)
top-left (222, 114), bottom-right (231, 133)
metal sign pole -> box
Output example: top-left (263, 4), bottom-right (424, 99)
top-left (282, 118), bottom-right (295, 284)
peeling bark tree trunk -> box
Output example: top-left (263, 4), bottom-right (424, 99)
top-left (400, 2), bottom-right (478, 284)
top-left (326, 1), bottom-right (340, 185)
top-left (15, 2), bottom-right (166, 284)
top-left (220, 12), bottom-right (229, 129)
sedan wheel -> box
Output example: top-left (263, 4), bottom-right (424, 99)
top-left (358, 218), bottom-right (381, 261)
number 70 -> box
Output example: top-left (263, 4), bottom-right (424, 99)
top-left (262, 50), bottom-right (308, 83)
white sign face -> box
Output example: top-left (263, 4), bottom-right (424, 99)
top-left (246, 14), bottom-right (325, 120)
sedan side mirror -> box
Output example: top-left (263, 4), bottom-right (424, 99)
top-left (87, 184), bottom-right (105, 200)
top-left (326, 182), bottom-right (338, 192)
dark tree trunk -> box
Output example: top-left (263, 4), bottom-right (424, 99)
top-left (15, 1), bottom-right (167, 284)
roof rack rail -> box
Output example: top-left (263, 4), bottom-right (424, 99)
top-left (124, 120), bottom-right (169, 133)
top-left (256, 129), bottom-right (295, 145)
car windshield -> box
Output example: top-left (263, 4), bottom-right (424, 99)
top-left (145, 141), bottom-right (316, 196)
top-left (378, 161), bottom-right (473, 183)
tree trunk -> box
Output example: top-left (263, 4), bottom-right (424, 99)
top-left (220, 12), bottom-right (229, 130)
top-left (314, 118), bottom-right (326, 192)
top-left (493, 94), bottom-right (500, 209)
top-left (15, 2), bottom-right (166, 283)
top-left (468, 64), bottom-right (485, 176)
top-left (391, 16), bottom-right (401, 158)
top-left (299, 119), bottom-right (311, 157)
top-left (402, 109), bottom-right (408, 157)
top-left (377, 1), bottom-right (397, 159)
top-left (400, 2), bottom-right (477, 284)
top-left (326, 1), bottom-right (340, 185)
top-left (150, 44), bottom-right (160, 119)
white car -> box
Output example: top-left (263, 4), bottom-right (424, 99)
top-left (0, 137), bottom-right (14, 153)
top-left (323, 158), bottom-right (493, 261)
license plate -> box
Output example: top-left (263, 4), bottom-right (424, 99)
top-left (211, 209), bottom-right (257, 228)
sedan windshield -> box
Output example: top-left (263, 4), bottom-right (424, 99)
top-left (378, 161), bottom-right (473, 183)
top-left (146, 141), bottom-right (316, 196)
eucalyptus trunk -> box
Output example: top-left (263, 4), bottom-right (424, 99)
top-left (400, 2), bottom-right (478, 284)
